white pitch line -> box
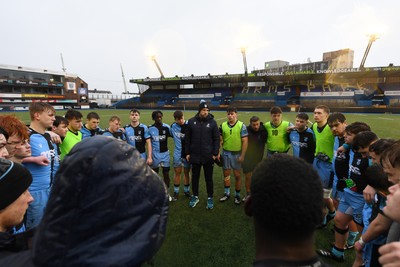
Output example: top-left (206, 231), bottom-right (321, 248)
top-left (378, 117), bottom-right (394, 120)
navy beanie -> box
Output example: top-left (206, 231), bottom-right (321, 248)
top-left (0, 158), bottom-right (32, 210)
top-left (198, 102), bottom-right (209, 112)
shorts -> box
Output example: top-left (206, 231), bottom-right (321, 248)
top-left (140, 152), bottom-right (147, 161)
top-left (173, 153), bottom-right (190, 168)
top-left (26, 188), bottom-right (51, 230)
top-left (242, 157), bottom-right (262, 174)
top-left (313, 158), bottom-right (333, 189)
top-left (338, 188), bottom-right (365, 225)
top-left (152, 151), bottom-right (170, 169)
top-left (222, 150), bottom-right (242, 170)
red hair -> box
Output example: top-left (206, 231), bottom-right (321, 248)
top-left (0, 115), bottom-right (29, 140)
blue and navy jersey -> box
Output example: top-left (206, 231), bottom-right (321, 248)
top-left (80, 125), bottom-right (102, 139)
top-left (332, 136), bottom-right (350, 180)
top-left (101, 129), bottom-right (127, 141)
top-left (289, 127), bottom-right (315, 164)
top-left (149, 123), bottom-right (172, 153)
top-left (124, 123), bottom-right (150, 154)
top-left (171, 121), bottom-right (188, 158)
top-left (23, 132), bottom-right (55, 191)
top-left (52, 143), bottom-right (61, 178)
top-left (349, 150), bottom-right (369, 193)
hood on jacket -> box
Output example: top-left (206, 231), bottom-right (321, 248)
top-left (32, 136), bottom-right (169, 266)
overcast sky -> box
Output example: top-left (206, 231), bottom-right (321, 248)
top-left (1, 0), bottom-right (399, 94)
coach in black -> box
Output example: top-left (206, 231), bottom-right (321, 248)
top-left (185, 101), bottom-right (220, 209)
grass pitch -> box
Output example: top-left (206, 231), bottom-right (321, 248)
top-left (3, 108), bottom-right (400, 266)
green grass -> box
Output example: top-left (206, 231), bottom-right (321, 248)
top-left (3, 109), bottom-right (400, 266)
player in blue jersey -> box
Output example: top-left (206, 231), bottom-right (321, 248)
top-left (289, 113), bottom-right (315, 164)
top-left (149, 110), bottom-right (172, 199)
top-left (102, 116), bottom-right (127, 141)
top-left (170, 110), bottom-right (191, 201)
top-left (51, 116), bottom-right (69, 177)
top-left (318, 127), bottom-right (377, 262)
top-left (326, 113), bottom-right (360, 250)
top-left (23, 102), bottom-right (56, 230)
top-left (124, 109), bottom-right (152, 165)
top-left (327, 112), bottom-right (348, 208)
top-left (80, 112), bottom-right (102, 139)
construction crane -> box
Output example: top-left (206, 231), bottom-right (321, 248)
top-left (240, 47), bottom-right (248, 75)
top-left (359, 34), bottom-right (379, 69)
top-left (150, 56), bottom-right (165, 78)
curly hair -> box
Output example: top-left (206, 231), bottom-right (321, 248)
top-left (251, 154), bottom-right (323, 243)
top-left (0, 115), bottom-right (29, 140)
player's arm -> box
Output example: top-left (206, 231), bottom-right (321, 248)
top-left (184, 122), bottom-right (192, 162)
top-left (21, 155), bottom-right (50, 166)
top-left (355, 213), bottom-right (392, 253)
top-left (145, 138), bottom-right (153, 165)
top-left (239, 135), bottom-right (248, 163)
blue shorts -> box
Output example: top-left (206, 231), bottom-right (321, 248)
top-left (338, 188), bottom-right (365, 225)
top-left (152, 151), bottom-right (170, 168)
top-left (173, 154), bottom-right (190, 168)
top-left (140, 152), bottom-right (147, 161)
top-left (222, 150), bottom-right (242, 170)
top-left (26, 188), bottom-right (51, 230)
top-left (313, 158), bottom-right (333, 189)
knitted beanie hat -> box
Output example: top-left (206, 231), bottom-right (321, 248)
top-left (0, 158), bottom-right (32, 210)
top-left (198, 101), bottom-right (209, 112)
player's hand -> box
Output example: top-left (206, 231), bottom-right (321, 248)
top-left (337, 146), bottom-right (346, 155)
top-left (238, 155), bottom-right (244, 163)
top-left (286, 125), bottom-right (296, 132)
top-left (186, 155), bottom-right (190, 162)
top-left (354, 240), bottom-right (364, 253)
top-left (363, 185), bottom-right (376, 204)
top-left (46, 131), bottom-right (61, 144)
top-left (379, 242), bottom-right (400, 267)
top-left (146, 157), bottom-right (153, 166)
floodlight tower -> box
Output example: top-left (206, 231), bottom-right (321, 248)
top-left (60, 53), bottom-right (67, 72)
top-left (360, 34), bottom-right (379, 69)
top-left (150, 56), bottom-right (165, 78)
top-left (120, 64), bottom-right (128, 93)
top-left (240, 47), bottom-right (248, 75)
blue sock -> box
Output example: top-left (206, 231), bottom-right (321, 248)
top-left (322, 216), bottom-right (327, 225)
top-left (184, 184), bottom-right (190, 193)
top-left (347, 231), bottom-right (358, 245)
top-left (224, 187), bottom-right (230, 195)
top-left (331, 246), bottom-right (344, 258)
top-left (235, 191), bottom-right (240, 197)
top-left (174, 185), bottom-right (179, 194)
top-left (328, 210), bottom-right (336, 218)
